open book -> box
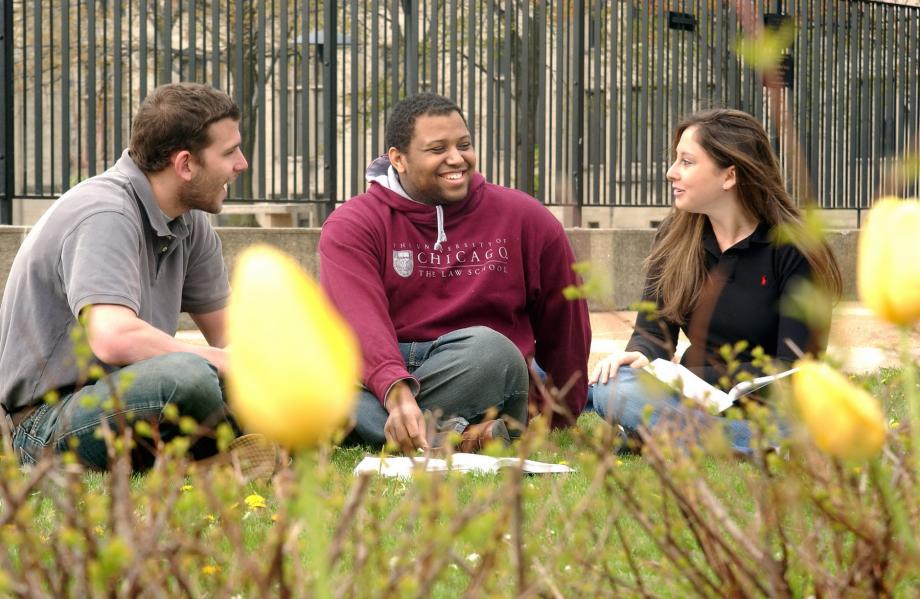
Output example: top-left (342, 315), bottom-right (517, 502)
top-left (643, 358), bottom-right (798, 413)
top-left (354, 454), bottom-right (574, 478)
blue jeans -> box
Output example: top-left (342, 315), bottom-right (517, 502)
top-left (346, 326), bottom-right (530, 447)
top-left (588, 367), bottom-right (756, 455)
top-left (12, 353), bottom-right (232, 470)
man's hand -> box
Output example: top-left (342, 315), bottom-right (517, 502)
top-left (589, 351), bottom-right (650, 385)
top-left (383, 381), bottom-right (428, 453)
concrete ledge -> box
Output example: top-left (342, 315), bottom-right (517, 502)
top-left (0, 226), bottom-right (859, 313)
top-left (219, 202), bottom-right (316, 227)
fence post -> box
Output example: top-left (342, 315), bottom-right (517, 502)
top-left (0, 0), bottom-right (12, 224)
top-left (404, 0), bottom-right (419, 95)
top-left (322, 0), bottom-right (337, 217)
top-left (568, 0), bottom-right (584, 227)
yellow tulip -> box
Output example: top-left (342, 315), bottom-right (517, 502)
top-left (792, 360), bottom-right (886, 460)
top-left (858, 197), bottom-right (920, 325)
top-left (227, 245), bottom-right (360, 448)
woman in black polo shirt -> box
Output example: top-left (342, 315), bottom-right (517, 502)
top-left (589, 108), bottom-right (842, 454)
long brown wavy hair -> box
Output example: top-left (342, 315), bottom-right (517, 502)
top-left (647, 108), bottom-right (842, 323)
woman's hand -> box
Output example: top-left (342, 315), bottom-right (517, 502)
top-left (589, 351), bottom-right (650, 385)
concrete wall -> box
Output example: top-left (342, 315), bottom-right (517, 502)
top-left (0, 226), bottom-right (859, 316)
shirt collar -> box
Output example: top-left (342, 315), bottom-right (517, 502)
top-left (116, 149), bottom-right (190, 240)
top-left (702, 219), bottom-right (771, 256)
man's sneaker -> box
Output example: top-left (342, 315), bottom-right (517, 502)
top-left (457, 419), bottom-right (512, 453)
top-left (194, 433), bottom-right (280, 483)
top-left (227, 434), bottom-right (281, 482)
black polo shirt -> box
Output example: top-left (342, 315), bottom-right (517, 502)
top-left (626, 220), bottom-right (829, 388)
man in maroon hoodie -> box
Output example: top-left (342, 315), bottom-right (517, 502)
top-left (319, 93), bottom-right (591, 453)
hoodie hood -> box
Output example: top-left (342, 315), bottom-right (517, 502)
top-left (363, 154), bottom-right (485, 251)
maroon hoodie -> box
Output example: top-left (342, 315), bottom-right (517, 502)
top-left (319, 159), bottom-right (590, 427)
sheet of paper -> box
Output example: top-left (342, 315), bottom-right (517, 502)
top-left (644, 359), bottom-right (733, 412)
top-left (353, 454), bottom-right (574, 478)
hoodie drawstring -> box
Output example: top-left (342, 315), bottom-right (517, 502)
top-left (434, 205), bottom-right (447, 251)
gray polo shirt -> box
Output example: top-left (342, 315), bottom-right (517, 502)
top-left (0, 150), bottom-right (229, 412)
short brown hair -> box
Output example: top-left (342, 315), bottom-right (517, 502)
top-left (129, 83), bottom-right (240, 173)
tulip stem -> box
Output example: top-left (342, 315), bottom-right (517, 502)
top-left (901, 328), bottom-right (920, 489)
top-left (294, 450), bottom-right (332, 599)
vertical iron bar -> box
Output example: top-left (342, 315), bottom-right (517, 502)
top-left (638, 1), bottom-right (648, 207)
top-left (536, 0), bottom-right (546, 201)
top-left (553, 0), bottom-right (563, 204)
top-left (502, 0), bottom-right (511, 187)
top-left (234, 0), bottom-right (243, 196)
top-left (114, 0), bottom-right (123, 153)
top-left (62, 0), bottom-right (70, 192)
top-left (848, 2), bottom-right (858, 207)
top-left (486, 0), bottom-right (494, 182)
top-left (324, 0), bottom-right (337, 212)
top-left (449, 0), bottom-right (457, 100)
top-left (714, 0), bottom-right (723, 104)
top-left (350, 0), bottom-right (359, 196)
top-left (609, 0), bottom-right (618, 207)
top-left (590, 0), bottom-right (599, 205)
top-left (571, 0), bottom-right (583, 223)
top-left (257, 0), bottom-right (265, 198)
top-left (308, 0), bottom-right (316, 199)
top-left (466, 0), bottom-right (474, 131)
top-left (873, 4), bottom-right (882, 199)
top-left (33, 0), bottom-right (42, 193)
top-left (140, 0), bottom-right (147, 99)
top-left (0, 0), bottom-right (12, 222)
top-left (429, 0), bottom-right (438, 92)
top-left (88, 0), bottom-right (97, 176)
top-left (392, 0), bottom-right (400, 105)
top-left (519, 0), bottom-right (532, 194)
top-left (160, 0), bottom-right (171, 84)
top-left (371, 0), bottom-right (379, 152)
top-left (654, 0), bottom-right (665, 207)
top-left (280, 0), bottom-right (289, 199)
top-left (625, 0), bottom-right (634, 204)
top-left (212, 0), bottom-right (220, 87)
top-left (406, 0), bottom-right (418, 95)
top-left (188, 0), bottom-right (196, 79)
top-left (860, 2), bottom-right (870, 207)
top-left (835, 0), bottom-right (845, 206)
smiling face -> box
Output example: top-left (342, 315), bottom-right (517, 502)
top-left (666, 126), bottom-right (736, 216)
top-left (388, 111), bottom-right (476, 205)
top-left (178, 117), bottom-right (248, 214)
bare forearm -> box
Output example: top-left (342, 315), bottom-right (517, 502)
top-left (85, 305), bottom-right (228, 374)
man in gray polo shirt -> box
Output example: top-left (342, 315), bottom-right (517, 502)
top-left (0, 83), bottom-right (247, 470)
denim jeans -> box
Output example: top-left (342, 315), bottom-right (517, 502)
top-left (588, 367), bottom-right (756, 455)
top-left (12, 352), bottom-right (231, 470)
top-left (347, 326), bottom-right (530, 447)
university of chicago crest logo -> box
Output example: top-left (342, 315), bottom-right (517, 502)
top-left (392, 250), bottom-right (413, 278)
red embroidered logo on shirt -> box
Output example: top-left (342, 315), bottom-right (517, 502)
top-left (760, 274), bottom-right (767, 286)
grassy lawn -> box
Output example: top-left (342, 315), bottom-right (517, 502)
top-left (2, 368), bottom-right (917, 597)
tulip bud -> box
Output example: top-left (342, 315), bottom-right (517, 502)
top-left (227, 245), bottom-right (360, 448)
top-left (858, 197), bottom-right (920, 325)
top-left (792, 360), bottom-right (886, 460)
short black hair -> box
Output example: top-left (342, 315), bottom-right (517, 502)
top-left (385, 93), bottom-right (468, 152)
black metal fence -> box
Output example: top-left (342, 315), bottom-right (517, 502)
top-left (3, 0), bottom-right (919, 225)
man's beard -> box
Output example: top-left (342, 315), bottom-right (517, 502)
top-left (178, 168), bottom-right (226, 215)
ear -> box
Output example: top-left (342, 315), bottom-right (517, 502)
top-left (388, 147), bottom-right (407, 174)
top-left (172, 150), bottom-right (195, 183)
top-left (721, 166), bottom-right (737, 191)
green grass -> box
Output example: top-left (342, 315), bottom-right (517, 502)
top-left (3, 367), bottom-right (917, 597)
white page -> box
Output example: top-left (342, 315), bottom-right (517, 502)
top-left (644, 359), bottom-right (733, 412)
top-left (353, 454), bottom-right (574, 478)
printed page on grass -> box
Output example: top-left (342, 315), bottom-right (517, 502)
top-left (644, 358), bottom-right (798, 413)
top-left (354, 454), bottom-right (574, 478)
